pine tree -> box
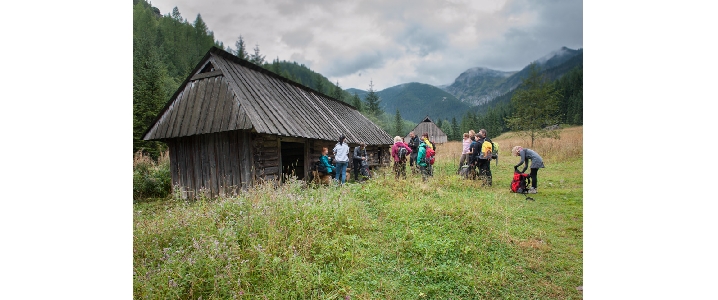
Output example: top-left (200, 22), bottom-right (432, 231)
top-left (171, 6), bottom-right (182, 22)
top-left (234, 35), bottom-right (247, 60)
top-left (505, 63), bottom-right (562, 147)
top-left (332, 81), bottom-right (343, 101)
top-left (394, 109), bottom-right (404, 137)
top-left (351, 92), bottom-right (362, 111)
top-left (451, 117), bottom-right (460, 141)
top-left (440, 119), bottom-right (453, 141)
top-left (365, 80), bottom-right (382, 118)
top-left (249, 44), bottom-right (265, 65)
top-left (314, 73), bottom-right (325, 94)
top-left (133, 36), bottom-right (169, 158)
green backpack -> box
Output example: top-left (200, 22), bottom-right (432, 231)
top-left (491, 142), bottom-right (499, 159)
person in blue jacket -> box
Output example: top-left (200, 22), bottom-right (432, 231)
top-left (320, 147), bottom-right (334, 175)
top-left (416, 141), bottom-right (429, 182)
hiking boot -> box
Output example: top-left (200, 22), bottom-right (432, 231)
top-left (528, 188), bottom-right (537, 194)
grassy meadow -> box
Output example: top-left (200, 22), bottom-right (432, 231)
top-left (134, 126), bottom-right (583, 299)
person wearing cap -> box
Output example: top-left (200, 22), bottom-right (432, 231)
top-left (511, 145), bottom-right (544, 194)
top-left (332, 135), bottom-right (350, 184)
top-left (352, 142), bottom-right (368, 181)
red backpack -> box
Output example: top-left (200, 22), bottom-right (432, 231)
top-left (510, 172), bottom-right (531, 193)
top-left (424, 147), bottom-right (435, 165)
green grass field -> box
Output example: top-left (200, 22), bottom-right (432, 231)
top-left (134, 127), bottom-right (583, 299)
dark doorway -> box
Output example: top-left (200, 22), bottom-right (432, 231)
top-left (281, 142), bottom-right (305, 181)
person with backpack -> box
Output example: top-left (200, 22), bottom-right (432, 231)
top-left (477, 129), bottom-right (493, 186)
top-left (391, 136), bottom-right (412, 180)
top-left (407, 131), bottom-right (421, 174)
top-left (457, 132), bottom-right (472, 174)
top-left (352, 142), bottom-right (368, 181)
top-left (511, 146), bottom-right (545, 194)
top-left (420, 133), bottom-right (435, 175)
top-left (416, 140), bottom-right (430, 182)
top-left (466, 132), bottom-right (481, 179)
top-left (332, 135), bottom-right (350, 185)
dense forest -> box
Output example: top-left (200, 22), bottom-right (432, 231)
top-left (133, 0), bottom-right (583, 157)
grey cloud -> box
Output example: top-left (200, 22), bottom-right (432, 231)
top-left (398, 24), bottom-right (449, 56)
top-left (323, 51), bottom-right (386, 77)
top-left (281, 29), bottom-right (314, 48)
top-left (272, 0), bottom-right (349, 16)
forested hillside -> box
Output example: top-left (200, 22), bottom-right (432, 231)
top-left (133, 0), bottom-right (223, 158)
top-left (351, 83), bottom-right (472, 124)
top-left (133, 0), bottom-right (409, 157)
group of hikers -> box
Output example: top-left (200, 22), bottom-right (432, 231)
top-left (317, 129), bottom-right (544, 194)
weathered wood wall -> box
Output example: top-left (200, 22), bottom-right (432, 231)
top-left (404, 122), bottom-right (448, 144)
top-left (168, 131), bottom-right (392, 199)
top-left (167, 130), bottom-right (252, 199)
top-left (251, 133), bottom-right (281, 183)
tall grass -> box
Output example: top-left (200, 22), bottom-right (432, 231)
top-left (437, 126), bottom-right (583, 167)
top-left (134, 127), bottom-right (583, 299)
top-left (133, 151), bottom-right (172, 200)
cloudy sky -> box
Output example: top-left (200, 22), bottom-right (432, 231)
top-left (149, 0), bottom-right (582, 90)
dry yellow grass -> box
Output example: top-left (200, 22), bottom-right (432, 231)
top-left (435, 126), bottom-right (583, 164)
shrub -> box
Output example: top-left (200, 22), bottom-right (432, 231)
top-left (133, 151), bottom-right (171, 200)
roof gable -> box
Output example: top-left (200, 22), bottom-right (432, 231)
top-left (143, 47), bottom-right (392, 145)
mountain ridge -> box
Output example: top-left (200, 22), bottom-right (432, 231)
top-left (444, 47), bottom-right (582, 105)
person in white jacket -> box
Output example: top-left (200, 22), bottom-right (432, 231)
top-left (332, 135), bottom-right (350, 184)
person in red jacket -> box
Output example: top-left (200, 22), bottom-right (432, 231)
top-left (391, 136), bottom-right (412, 180)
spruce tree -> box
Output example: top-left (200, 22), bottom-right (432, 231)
top-left (394, 109), bottom-right (404, 137)
top-left (314, 73), bottom-right (325, 94)
top-left (365, 80), bottom-right (382, 118)
top-left (171, 6), bottom-right (182, 22)
top-left (451, 117), bottom-right (460, 141)
top-left (332, 81), bottom-right (343, 101)
top-left (249, 44), bottom-right (266, 65)
top-left (440, 119), bottom-right (452, 141)
top-left (351, 92), bottom-right (363, 111)
top-left (234, 35), bottom-right (247, 60)
top-left (133, 36), bottom-right (169, 158)
top-left (505, 63), bottom-right (561, 147)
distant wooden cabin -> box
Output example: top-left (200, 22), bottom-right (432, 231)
top-left (404, 115), bottom-right (448, 144)
top-left (142, 47), bottom-right (393, 199)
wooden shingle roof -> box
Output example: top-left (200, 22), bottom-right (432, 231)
top-left (404, 115), bottom-right (447, 140)
top-left (142, 47), bottom-right (392, 146)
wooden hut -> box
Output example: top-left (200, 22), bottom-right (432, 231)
top-left (142, 47), bottom-right (393, 199)
top-left (404, 115), bottom-right (448, 144)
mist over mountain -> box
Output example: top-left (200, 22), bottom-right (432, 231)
top-left (443, 47), bottom-right (582, 106)
top-left (444, 67), bottom-right (517, 106)
top-left (345, 47), bottom-right (582, 126)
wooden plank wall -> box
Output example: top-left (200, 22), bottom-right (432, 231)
top-left (167, 130), bottom-right (253, 199)
top-left (404, 122), bottom-right (448, 144)
top-left (167, 131), bottom-right (391, 199)
top-left (251, 133), bottom-right (280, 183)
